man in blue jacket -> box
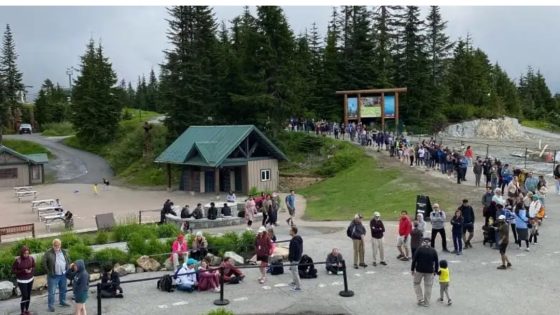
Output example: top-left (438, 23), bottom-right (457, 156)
top-left (289, 226), bottom-right (303, 291)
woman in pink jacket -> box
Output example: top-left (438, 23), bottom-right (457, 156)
top-left (171, 234), bottom-right (188, 271)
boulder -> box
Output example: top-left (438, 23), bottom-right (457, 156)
top-left (32, 275), bottom-right (48, 291)
top-left (136, 267), bottom-right (145, 273)
top-left (272, 246), bottom-right (289, 260)
top-left (0, 281), bottom-right (14, 300)
top-left (115, 263), bottom-right (136, 276)
top-left (208, 253), bottom-right (222, 266)
top-left (224, 251), bottom-right (244, 265)
top-left (136, 256), bottom-right (161, 272)
top-left (89, 273), bottom-right (101, 282)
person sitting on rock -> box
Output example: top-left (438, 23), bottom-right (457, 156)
top-left (180, 205), bottom-right (191, 219)
top-left (160, 199), bottom-right (176, 224)
top-left (197, 260), bottom-right (220, 292)
top-left (100, 265), bottom-right (123, 298)
top-left (221, 203), bottom-right (232, 217)
top-left (192, 203), bottom-right (204, 220)
top-left (191, 232), bottom-right (209, 261)
top-left (175, 259), bottom-right (198, 292)
top-left (171, 233), bottom-right (189, 271)
top-left (207, 202), bottom-right (218, 220)
top-left (220, 257), bottom-right (245, 284)
top-left (326, 248), bottom-right (344, 275)
top-left (226, 191), bottom-right (237, 203)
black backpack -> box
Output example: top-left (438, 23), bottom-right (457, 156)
top-left (346, 223), bottom-right (355, 238)
top-left (270, 258), bottom-right (284, 275)
top-left (157, 274), bottom-right (174, 292)
top-left (298, 254), bottom-right (317, 279)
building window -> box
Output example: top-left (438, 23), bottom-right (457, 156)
top-left (260, 169), bottom-right (271, 182)
top-left (0, 168), bottom-right (17, 179)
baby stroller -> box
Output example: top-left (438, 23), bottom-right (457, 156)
top-left (482, 224), bottom-right (496, 246)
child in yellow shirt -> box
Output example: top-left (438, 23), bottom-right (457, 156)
top-left (437, 259), bottom-right (452, 305)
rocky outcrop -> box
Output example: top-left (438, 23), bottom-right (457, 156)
top-left (32, 275), bottom-right (48, 291)
top-left (0, 281), bottom-right (14, 300)
top-left (438, 117), bottom-right (527, 140)
top-left (136, 256), bottom-right (161, 272)
top-left (224, 251), bottom-right (244, 265)
top-left (114, 263), bottom-right (136, 276)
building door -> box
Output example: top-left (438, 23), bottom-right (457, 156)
top-left (234, 167), bottom-right (243, 192)
top-left (204, 171), bottom-right (215, 193)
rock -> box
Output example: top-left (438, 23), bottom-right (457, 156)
top-left (14, 285), bottom-right (21, 297)
top-left (136, 256), bottom-right (161, 272)
top-left (89, 273), bottom-right (101, 282)
top-left (164, 257), bottom-right (174, 271)
top-left (208, 253), bottom-right (222, 266)
top-left (224, 251), bottom-right (244, 265)
top-left (0, 281), bottom-right (14, 300)
top-left (136, 267), bottom-right (145, 273)
top-left (32, 275), bottom-right (48, 291)
top-left (115, 263), bottom-right (136, 276)
top-left (272, 246), bottom-right (289, 260)
top-left (438, 117), bottom-right (527, 140)
top-left (159, 267), bottom-right (167, 271)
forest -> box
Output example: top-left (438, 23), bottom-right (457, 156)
top-left (2, 6), bottom-right (559, 144)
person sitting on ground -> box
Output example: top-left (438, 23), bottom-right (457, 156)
top-left (207, 202), bottom-right (218, 220)
top-left (326, 248), bottom-right (344, 275)
top-left (191, 232), bottom-right (209, 261)
top-left (175, 259), bottom-right (198, 292)
top-left (221, 203), bottom-right (232, 217)
top-left (100, 265), bottom-right (123, 298)
top-left (197, 260), bottom-right (221, 292)
top-left (220, 257), bottom-right (245, 283)
top-left (180, 205), bottom-right (191, 219)
top-left (192, 203), bottom-right (204, 220)
top-left (226, 191), bottom-right (237, 203)
top-left (171, 233), bottom-right (189, 271)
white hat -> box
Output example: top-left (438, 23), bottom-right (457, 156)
top-left (257, 226), bottom-right (266, 233)
top-left (498, 215), bottom-right (506, 220)
top-left (196, 231), bottom-right (203, 237)
top-left (374, 212), bottom-right (380, 217)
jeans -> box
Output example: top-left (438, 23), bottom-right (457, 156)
top-left (289, 261), bottom-right (301, 289)
top-left (452, 230), bottom-right (462, 252)
top-left (413, 272), bottom-right (434, 304)
top-left (556, 179), bottom-right (560, 194)
top-left (176, 283), bottom-right (194, 292)
top-left (47, 274), bottom-right (67, 308)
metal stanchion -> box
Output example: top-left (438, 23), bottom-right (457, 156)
top-left (97, 283), bottom-right (102, 315)
top-left (524, 148), bottom-right (528, 169)
top-left (486, 144), bottom-right (489, 158)
top-left (338, 260), bottom-right (354, 297)
top-left (214, 266), bottom-right (230, 306)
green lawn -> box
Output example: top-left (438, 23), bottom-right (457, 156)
top-left (2, 139), bottom-right (54, 158)
top-left (300, 155), bottom-right (448, 221)
top-left (521, 120), bottom-right (560, 133)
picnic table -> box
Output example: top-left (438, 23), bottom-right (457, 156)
top-left (16, 190), bottom-right (37, 202)
top-left (13, 186), bottom-right (33, 196)
top-left (42, 213), bottom-right (65, 232)
top-left (37, 206), bottom-right (60, 220)
top-left (31, 199), bottom-right (57, 212)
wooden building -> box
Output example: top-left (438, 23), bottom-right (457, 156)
top-left (155, 125), bottom-right (287, 194)
top-left (0, 145), bottom-right (48, 187)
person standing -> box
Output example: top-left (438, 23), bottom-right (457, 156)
top-left (369, 212), bottom-right (387, 266)
top-left (459, 199), bottom-right (475, 248)
top-left (12, 246), bottom-right (35, 315)
top-left (66, 260), bottom-right (89, 315)
top-left (482, 186), bottom-right (494, 208)
top-left (554, 164), bottom-right (560, 195)
top-left (244, 197), bottom-right (256, 229)
top-left (397, 210), bottom-right (413, 261)
top-left (437, 260), bottom-right (452, 305)
top-left (288, 226), bottom-right (303, 291)
top-left (473, 159), bottom-right (483, 187)
top-left (348, 214), bottom-right (367, 268)
top-left (515, 203), bottom-right (530, 251)
top-left (44, 239), bottom-right (71, 312)
top-left (285, 190), bottom-right (296, 226)
top-left (430, 204), bottom-right (450, 252)
top-left (255, 226), bottom-right (274, 284)
top-left (411, 237), bottom-right (439, 307)
top-left (450, 210), bottom-right (464, 255)
top-left (496, 215), bottom-right (512, 269)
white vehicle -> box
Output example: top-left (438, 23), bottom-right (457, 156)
top-left (19, 123), bottom-right (33, 134)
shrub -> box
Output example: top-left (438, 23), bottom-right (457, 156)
top-left (60, 232), bottom-right (83, 248)
top-left (127, 232), bottom-right (147, 256)
top-left (10, 238), bottom-right (49, 256)
top-left (68, 243), bottom-right (93, 262)
top-left (94, 231), bottom-right (110, 245)
top-left (156, 223), bottom-right (180, 238)
top-left (113, 224), bottom-right (157, 242)
top-left (0, 251), bottom-right (14, 281)
top-left (92, 248), bottom-right (129, 266)
top-left (41, 121), bottom-right (75, 136)
top-left (207, 308), bottom-right (234, 315)
top-left (238, 230), bottom-right (256, 255)
top-left (248, 186), bottom-right (259, 197)
top-left (317, 150), bottom-right (360, 177)
top-left (34, 254), bottom-right (45, 276)
top-left (145, 238), bottom-right (171, 263)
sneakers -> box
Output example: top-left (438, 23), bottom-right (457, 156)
top-left (337, 271), bottom-right (344, 275)
top-left (417, 300), bottom-right (425, 306)
top-left (380, 261), bottom-right (387, 266)
top-left (443, 249), bottom-right (450, 253)
top-left (60, 302), bottom-right (71, 307)
top-left (353, 265), bottom-right (359, 269)
top-left (438, 298), bottom-right (443, 303)
top-left (497, 265), bottom-right (507, 270)
top-left (507, 262), bottom-right (512, 268)
top-left (328, 271), bottom-right (333, 275)
top-left (48, 307), bottom-right (55, 312)
top-left (400, 257), bottom-right (410, 261)
top-left (359, 263), bottom-right (368, 268)
top-left (290, 287), bottom-right (302, 292)
top-left (448, 299), bottom-right (452, 306)
top-left (372, 262), bottom-right (377, 266)
top-left (397, 254), bottom-right (404, 259)
top-left (525, 248), bottom-right (530, 252)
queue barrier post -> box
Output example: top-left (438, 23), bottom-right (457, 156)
top-left (214, 266), bottom-right (230, 306)
top-left (338, 260), bottom-right (354, 297)
top-left (97, 283), bottom-right (102, 315)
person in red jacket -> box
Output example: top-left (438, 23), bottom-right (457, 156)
top-left (12, 246), bottom-right (35, 315)
top-left (397, 210), bottom-right (413, 261)
top-left (255, 226), bottom-right (274, 284)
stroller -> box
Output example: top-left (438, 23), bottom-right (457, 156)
top-left (482, 224), bottom-right (496, 246)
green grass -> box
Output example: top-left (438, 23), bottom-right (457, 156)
top-left (120, 108), bottom-right (160, 133)
top-left (1, 139), bottom-right (54, 158)
top-left (300, 156), bottom-right (448, 221)
top-left (41, 122), bottom-right (75, 136)
top-left (521, 120), bottom-right (560, 133)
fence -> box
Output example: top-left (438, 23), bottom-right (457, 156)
top-left (138, 209), bottom-right (160, 224)
top-left (94, 259), bottom-right (354, 314)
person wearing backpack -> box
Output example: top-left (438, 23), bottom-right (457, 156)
top-left (348, 214), bottom-right (367, 269)
top-left (288, 226), bottom-right (303, 291)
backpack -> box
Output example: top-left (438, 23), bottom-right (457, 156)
top-left (157, 274), bottom-right (174, 292)
top-left (346, 223), bottom-right (355, 238)
top-left (228, 275), bottom-right (241, 284)
top-left (270, 258), bottom-right (284, 275)
top-left (298, 254), bottom-right (317, 279)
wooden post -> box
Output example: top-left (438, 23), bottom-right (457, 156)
top-left (167, 164), bottom-right (172, 191)
top-left (343, 94), bottom-right (348, 126)
top-left (395, 92), bottom-right (400, 134)
top-left (357, 93), bottom-right (361, 124)
top-left (381, 93), bottom-right (385, 131)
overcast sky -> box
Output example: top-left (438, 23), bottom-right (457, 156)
top-left (0, 6), bottom-right (559, 100)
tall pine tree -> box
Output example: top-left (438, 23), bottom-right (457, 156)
top-left (0, 24), bottom-right (24, 104)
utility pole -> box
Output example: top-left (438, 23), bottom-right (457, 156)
top-left (66, 67), bottom-right (74, 88)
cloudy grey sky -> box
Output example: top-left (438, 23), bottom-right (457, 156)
top-left (0, 6), bottom-right (559, 100)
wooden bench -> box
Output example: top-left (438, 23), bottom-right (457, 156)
top-left (0, 224), bottom-right (35, 243)
top-left (14, 186), bottom-right (33, 196)
top-left (16, 191), bottom-right (38, 202)
top-left (31, 199), bottom-right (57, 212)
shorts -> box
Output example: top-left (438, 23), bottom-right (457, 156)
top-left (463, 223), bottom-right (474, 233)
top-left (257, 255), bottom-right (269, 263)
top-left (397, 236), bottom-right (409, 246)
top-left (499, 243), bottom-right (508, 255)
top-left (75, 291), bottom-right (88, 304)
top-left (287, 207), bottom-right (295, 216)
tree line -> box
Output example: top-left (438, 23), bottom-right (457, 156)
top-left (2, 6), bottom-right (560, 145)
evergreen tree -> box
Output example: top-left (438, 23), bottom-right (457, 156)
top-left (135, 75), bottom-right (147, 110)
top-left (35, 79), bottom-right (70, 126)
top-left (318, 7), bottom-right (343, 120)
top-left (126, 82), bottom-right (136, 108)
top-left (71, 39), bottom-right (120, 144)
top-left (372, 6), bottom-right (397, 87)
top-left (146, 68), bottom-right (159, 111)
top-left (0, 24), bottom-right (24, 104)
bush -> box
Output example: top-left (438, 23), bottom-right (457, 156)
top-left (68, 243), bottom-right (93, 262)
top-left (34, 254), bottom-right (45, 276)
top-left (317, 149), bottom-right (360, 177)
top-left (145, 238), bottom-right (171, 264)
top-left (113, 224), bottom-right (157, 242)
top-left (60, 231), bottom-right (84, 248)
top-left (156, 224), bottom-right (180, 238)
top-left (10, 238), bottom-right (49, 256)
top-left (0, 251), bottom-right (14, 281)
top-left (41, 121), bottom-right (75, 136)
top-left (207, 308), bottom-right (234, 315)
top-left (94, 231), bottom-right (110, 245)
top-left (127, 232), bottom-right (147, 256)
top-left (92, 248), bottom-right (129, 266)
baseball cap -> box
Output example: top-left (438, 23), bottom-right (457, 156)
top-left (373, 212), bottom-right (380, 217)
top-left (498, 215), bottom-right (506, 220)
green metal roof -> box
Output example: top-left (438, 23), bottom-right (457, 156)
top-left (0, 145), bottom-right (48, 164)
top-left (155, 125), bottom-right (287, 167)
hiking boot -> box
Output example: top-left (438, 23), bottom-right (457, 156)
top-left (497, 265), bottom-right (507, 270)
top-left (380, 261), bottom-right (387, 266)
